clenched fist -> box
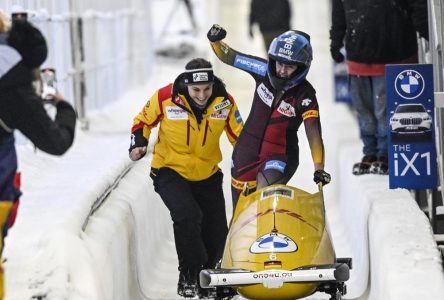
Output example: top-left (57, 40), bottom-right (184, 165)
top-left (207, 24), bottom-right (227, 42)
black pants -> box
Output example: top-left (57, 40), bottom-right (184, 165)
top-left (151, 167), bottom-right (228, 272)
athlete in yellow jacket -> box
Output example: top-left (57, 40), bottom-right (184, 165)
top-left (129, 58), bottom-right (243, 298)
top-left (130, 67), bottom-right (242, 181)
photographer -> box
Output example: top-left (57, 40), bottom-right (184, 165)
top-left (0, 10), bottom-right (76, 298)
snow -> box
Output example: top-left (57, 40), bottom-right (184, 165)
top-left (3, 0), bottom-right (444, 299)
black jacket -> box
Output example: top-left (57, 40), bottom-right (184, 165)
top-left (330, 0), bottom-right (429, 64)
top-left (249, 0), bottom-right (291, 33)
top-left (0, 21), bottom-right (76, 155)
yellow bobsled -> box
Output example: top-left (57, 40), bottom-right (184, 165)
top-left (200, 184), bottom-right (351, 300)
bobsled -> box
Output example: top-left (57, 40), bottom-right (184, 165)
top-left (200, 184), bottom-right (351, 300)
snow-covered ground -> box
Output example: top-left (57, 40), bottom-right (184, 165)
top-left (3, 0), bottom-right (444, 299)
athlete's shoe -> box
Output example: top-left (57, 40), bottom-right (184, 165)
top-left (177, 269), bottom-right (199, 298)
top-left (197, 286), bottom-right (217, 299)
top-left (216, 286), bottom-right (237, 298)
top-left (369, 156), bottom-right (388, 175)
top-left (352, 155), bottom-right (377, 175)
top-left (197, 286), bottom-right (236, 299)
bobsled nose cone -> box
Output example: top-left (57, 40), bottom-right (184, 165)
top-left (334, 263), bottom-right (350, 282)
top-left (199, 270), bottom-right (211, 288)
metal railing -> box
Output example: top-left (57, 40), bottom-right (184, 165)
top-left (417, 0), bottom-right (444, 233)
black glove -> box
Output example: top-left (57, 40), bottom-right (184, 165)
top-left (207, 24), bottom-right (227, 42)
top-left (128, 127), bottom-right (148, 153)
top-left (313, 170), bottom-right (331, 186)
top-left (330, 47), bottom-right (345, 63)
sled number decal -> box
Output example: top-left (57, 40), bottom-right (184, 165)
top-left (250, 233), bottom-right (298, 253)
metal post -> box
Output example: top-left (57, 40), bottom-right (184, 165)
top-left (428, 0), bottom-right (444, 227)
top-left (69, 0), bottom-right (89, 130)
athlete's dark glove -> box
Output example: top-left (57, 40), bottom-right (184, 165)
top-left (128, 127), bottom-right (148, 161)
top-left (128, 128), bottom-right (147, 152)
top-left (207, 24), bottom-right (227, 42)
top-left (330, 46), bottom-right (344, 63)
top-left (313, 170), bottom-right (331, 185)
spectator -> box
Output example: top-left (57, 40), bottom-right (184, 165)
top-left (249, 0), bottom-right (291, 52)
top-left (128, 58), bottom-right (243, 298)
top-left (0, 11), bottom-right (76, 298)
top-left (329, 0), bottom-right (429, 175)
top-left (207, 24), bottom-right (331, 207)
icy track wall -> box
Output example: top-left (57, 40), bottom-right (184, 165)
top-left (82, 159), bottom-right (174, 300)
top-left (322, 102), bottom-right (444, 299)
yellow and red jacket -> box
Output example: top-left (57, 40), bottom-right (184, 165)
top-left (131, 78), bottom-right (243, 181)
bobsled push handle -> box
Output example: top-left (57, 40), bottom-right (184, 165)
top-left (318, 182), bottom-right (325, 204)
top-left (318, 182), bottom-right (323, 192)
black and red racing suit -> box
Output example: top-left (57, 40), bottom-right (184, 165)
top-left (210, 41), bottom-right (325, 205)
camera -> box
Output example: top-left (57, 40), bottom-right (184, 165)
top-left (40, 68), bottom-right (57, 102)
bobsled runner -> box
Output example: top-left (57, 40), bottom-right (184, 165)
top-left (200, 184), bottom-right (351, 300)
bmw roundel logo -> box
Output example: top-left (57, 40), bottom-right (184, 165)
top-left (250, 232), bottom-right (298, 253)
top-left (394, 69), bottom-right (425, 100)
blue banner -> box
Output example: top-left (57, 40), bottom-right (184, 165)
top-left (386, 64), bottom-right (437, 189)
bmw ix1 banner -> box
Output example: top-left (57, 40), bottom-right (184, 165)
top-left (386, 64), bottom-right (437, 189)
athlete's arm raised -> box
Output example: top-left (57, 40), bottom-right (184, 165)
top-left (207, 24), bottom-right (268, 78)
